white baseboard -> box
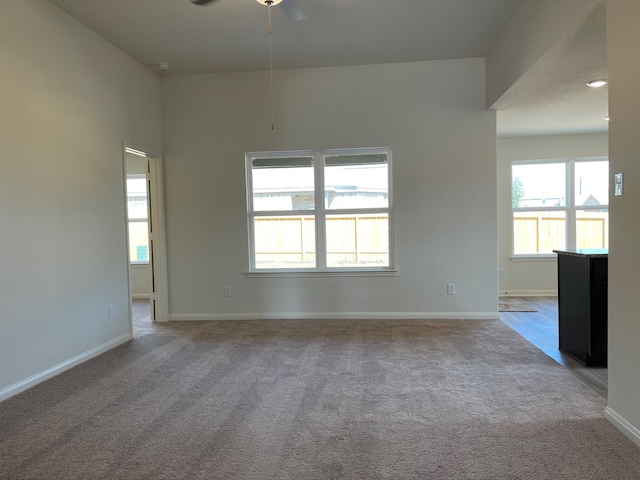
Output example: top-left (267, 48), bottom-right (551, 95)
top-left (605, 407), bottom-right (640, 448)
top-left (0, 333), bottom-right (132, 403)
top-left (499, 289), bottom-right (557, 297)
top-left (132, 294), bottom-right (151, 299)
top-left (170, 312), bottom-right (499, 321)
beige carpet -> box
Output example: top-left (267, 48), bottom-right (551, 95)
top-left (1, 318), bottom-right (639, 479)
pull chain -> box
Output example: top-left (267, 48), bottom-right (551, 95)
top-left (268, 4), bottom-right (275, 131)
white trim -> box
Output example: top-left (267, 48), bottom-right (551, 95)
top-left (130, 262), bottom-right (150, 268)
top-left (124, 147), bottom-right (147, 157)
top-left (245, 147), bottom-right (393, 272)
top-left (315, 151), bottom-right (327, 270)
top-left (122, 145), bottom-right (135, 337)
top-left (604, 407), bottom-right (640, 449)
top-left (170, 312), bottom-right (498, 321)
top-left (132, 294), bottom-right (151, 299)
top-left (246, 269), bottom-right (398, 278)
top-left (148, 156), bottom-right (170, 322)
top-left (0, 333), bottom-right (131, 403)
top-left (500, 290), bottom-right (558, 297)
top-left (567, 160), bottom-right (576, 249)
top-left (510, 255), bottom-right (557, 262)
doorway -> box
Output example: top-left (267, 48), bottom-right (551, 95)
top-left (123, 144), bottom-right (169, 329)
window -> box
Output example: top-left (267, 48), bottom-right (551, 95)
top-left (246, 148), bottom-right (393, 272)
top-left (511, 158), bottom-right (608, 256)
top-left (126, 175), bottom-right (150, 264)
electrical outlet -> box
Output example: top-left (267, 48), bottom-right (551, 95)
top-left (447, 283), bottom-right (456, 295)
top-left (224, 286), bottom-right (232, 298)
top-left (499, 268), bottom-right (504, 278)
top-left (108, 305), bottom-right (115, 319)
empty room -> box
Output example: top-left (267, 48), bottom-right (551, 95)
top-left (1, 0), bottom-right (640, 478)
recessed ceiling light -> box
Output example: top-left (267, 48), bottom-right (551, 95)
top-left (587, 79), bottom-right (608, 88)
top-left (603, 116), bottom-right (610, 121)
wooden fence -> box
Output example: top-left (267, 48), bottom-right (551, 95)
top-left (514, 213), bottom-right (608, 254)
top-left (254, 215), bottom-right (389, 267)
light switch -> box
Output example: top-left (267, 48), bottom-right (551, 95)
top-left (615, 173), bottom-right (623, 196)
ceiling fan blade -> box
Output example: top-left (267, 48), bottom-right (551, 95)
top-left (190, 0), bottom-right (221, 5)
top-left (280, 0), bottom-right (306, 21)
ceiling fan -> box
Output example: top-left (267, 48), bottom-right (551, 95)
top-left (190, 0), bottom-right (306, 22)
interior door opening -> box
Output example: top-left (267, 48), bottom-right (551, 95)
top-left (124, 145), bottom-right (169, 329)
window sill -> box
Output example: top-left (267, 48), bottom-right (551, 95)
top-left (246, 269), bottom-right (398, 278)
top-left (130, 262), bottom-right (150, 268)
top-left (510, 255), bottom-right (557, 262)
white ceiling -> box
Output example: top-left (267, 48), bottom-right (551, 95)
top-left (47, 0), bottom-right (524, 74)
top-left (46, 0), bottom-right (608, 137)
top-left (494, 3), bottom-right (608, 137)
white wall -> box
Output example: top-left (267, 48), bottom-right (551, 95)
top-left (604, 0), bottom-right (640, 447)
top-left (497, 133), bottom-right (608, 295)
top-left (0, 0), bottom-right (162, 399)
top-left (162, 59), bottom-right (498, 320)
top-left (486, 0), bottom-right (601, 108)
top-left (130, 267), bottom-right (151, 298)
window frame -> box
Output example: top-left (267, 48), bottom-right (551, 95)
top-left (126, 173), bottom-right (150, 266)
top-left (245, 147), bottom-right (396, 276)
top-left (511, 157), bottom-right (609, 259)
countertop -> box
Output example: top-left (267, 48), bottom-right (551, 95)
top-left (553, 248), bottom-right (608, 258)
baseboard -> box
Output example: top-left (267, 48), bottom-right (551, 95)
top-left (0, 332), bottom-right (132, 403)
top-left (132, 294), bottom-right (151, 299)
top-left (170, 312), bottom-right (499, 321)
top-left (605, 407), bottom-right (640, 448)
top-left (500, 289), bottom-right (557, 297)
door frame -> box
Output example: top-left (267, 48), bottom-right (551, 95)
top-left (122, 142), bottom-right (170, 326)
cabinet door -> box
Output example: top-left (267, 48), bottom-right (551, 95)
top-left (558, 255), bottom-right (591, 363)
top-left (589, 258), bottom-right (608, 365)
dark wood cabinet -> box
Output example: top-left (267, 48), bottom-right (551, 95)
top-left (554, 250), bottom-right (608, 367)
